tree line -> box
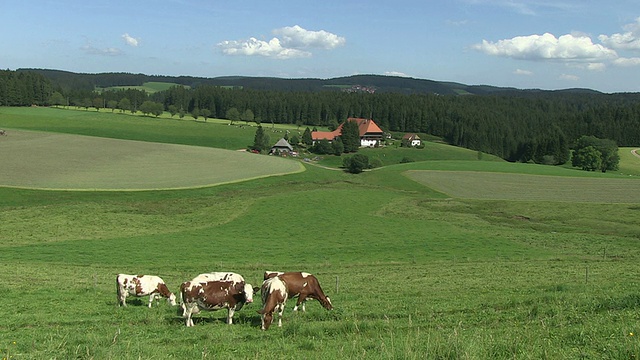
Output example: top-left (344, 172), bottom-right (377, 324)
top-left (2, 69), bottom-right (639, 166)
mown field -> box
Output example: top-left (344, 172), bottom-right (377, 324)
top-left (1, 107), bottom-right (640, 359)
top-left (0, 130), bottom-right (302, 190)
top-left (97, 82), bottom-right (189, 94)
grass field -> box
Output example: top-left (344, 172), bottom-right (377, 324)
top-left (0, 130), bottom-right (302, 190)
top-left (97, 82), bottom-right (189, 94)
top-left (1, 107), bottom-right (640, 359)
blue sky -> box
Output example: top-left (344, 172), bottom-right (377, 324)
top-left (1, 0), bottom-right (639, 93)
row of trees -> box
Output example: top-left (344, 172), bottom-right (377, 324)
top-left (2, 69), bottom-right (638, 167)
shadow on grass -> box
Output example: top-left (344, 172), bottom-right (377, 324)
top-left (167, 311), bottom-right (263, 328)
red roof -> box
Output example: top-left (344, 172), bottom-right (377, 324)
top-left (311, 118), bottom-right (383, 141)
top-left (347, 118), bottom-right (383, 136)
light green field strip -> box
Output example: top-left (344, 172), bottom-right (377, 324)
top-left (406, 170), bottom-right (640, 203)
top-left (0, 130), bottom-right (303, 190)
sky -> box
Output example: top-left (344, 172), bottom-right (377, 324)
top-left (1, 0), bottom-right (639, 93)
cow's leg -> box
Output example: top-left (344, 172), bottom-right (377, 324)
top-left (148, 294), bottom-right (156, 308)
top-left (120, 291), bottom-right (128, 307)
top-left (227, 308), bottom-right (235, 325)
top-left (277, 303), bottom-right (285, 327)
top-left (294, 295), bottom-right (307, 312)
top-left (185, 305), bottom-right (194, 327)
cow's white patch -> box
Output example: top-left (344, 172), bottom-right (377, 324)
top-left (301, 272), bottom-right (311, 278)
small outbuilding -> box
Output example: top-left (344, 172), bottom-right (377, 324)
top-left (270, 138), bottom-right (294, 154)
top-left (402, 133), bottom-right (422, 147)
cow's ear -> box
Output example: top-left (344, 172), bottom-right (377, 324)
top-left (253, 287), bottom-right (260, 293)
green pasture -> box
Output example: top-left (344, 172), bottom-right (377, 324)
top-left (97, 82), bottom-right (189, 94)
top-left (0, 130), bottom-right (302, 190)
top-left (1, 107), bottom-right (640, 359)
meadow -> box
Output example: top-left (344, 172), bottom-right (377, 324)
top-left (1, 107), bottom-right (640, 359)
top-left (96, 82), bottom-right (190, 94)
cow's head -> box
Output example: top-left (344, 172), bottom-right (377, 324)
top-left (322, 296), bottom-right (333, 310)
top-left (243, 283), bottom-right (255, 303)
top-left (168, 293), bottom-right (177, 306)
top-left (262, 313), bottom-right (274, 330)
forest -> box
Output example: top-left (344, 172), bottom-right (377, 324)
top-left (1, 69), bottom-right (639, 164)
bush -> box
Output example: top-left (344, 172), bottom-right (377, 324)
top-left (369, 157), bottom-right (383, 169)
top-left (344, 154), bottom-right (369, 174)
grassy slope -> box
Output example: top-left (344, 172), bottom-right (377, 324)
top-left (0, 130), bottom-right (302, 190)
top-left (97, 82), bottom-right (189, 94)
top-left (1, 107), bottom-right (639, 359)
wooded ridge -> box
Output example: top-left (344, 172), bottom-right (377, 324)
top-left (2, 68), bottom-right (639, 165)
top-left (16, 68), bottom-right (608, 96)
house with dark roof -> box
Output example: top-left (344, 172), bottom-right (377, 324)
top-left (311, 118), bottom-right (384, 147)
top-left (402, 133), bottom-right (422, 147)
top-left (270, 138), bottom-right (294, 154)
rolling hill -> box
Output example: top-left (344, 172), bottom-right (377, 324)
top-left (19, 68), bottom-right (604, 96)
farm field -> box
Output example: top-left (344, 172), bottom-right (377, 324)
top-left (97, 82), bottom-right (190, 94)
top-left (1, 107), bottom-right (640, 359)
top-left (0, 130), bottom-right (302, 190)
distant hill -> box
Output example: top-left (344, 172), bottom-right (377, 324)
top-left (19, 68), bottom-right (604, 96)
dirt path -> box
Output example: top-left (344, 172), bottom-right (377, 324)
top-left (632, 148), bottom-right (640, 159)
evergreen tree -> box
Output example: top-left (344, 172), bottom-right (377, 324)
top-left (314, 139), bottom-right (332, 155)
top-left (331, 137), bottom-right (344, 155)
top-left (302, 127), bottom-right (313, 146)
top-left (252, 126), bottom-right (270, 153)
top-left (341, 119), bottom-right (361, 153)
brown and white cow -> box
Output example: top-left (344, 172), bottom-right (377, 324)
top-left (258, 276), bottom-right (288, 330)
top-left (178, 272), bottom-right (256, 326)
top-left (263, 271), bottom-right (333, 312)
top-left (116, 274), bottom-right (177, 308)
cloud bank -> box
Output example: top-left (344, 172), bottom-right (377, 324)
top-left (472, 17), bottom-right (640, 70)
top-left (472, 33), bottom-right (616, 61)
top-left (218, 25), bottom-right (345, 59)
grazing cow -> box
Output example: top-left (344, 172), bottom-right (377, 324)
top-left (116, 274), bottom-right (177, 308)
top-left (258, 276), bottom-right (288, 330)
top-left (179, 272), bottom-right (256, 326)
top-left (263, 271), bottom-right (333, 312)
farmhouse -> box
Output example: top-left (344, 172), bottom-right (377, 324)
top-left (402, 133), bottom-right (422, 147)
top-left (311, 118), bottom-right (384, 147)
top-left (270, 138), bottom-right (294, 154)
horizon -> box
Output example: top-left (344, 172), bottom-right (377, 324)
top-left (2, 1), bottom-right (639, 93)
top-left (16, 67), bottom-right (632, 94)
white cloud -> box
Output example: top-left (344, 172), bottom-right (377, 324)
top-left (218, 25), bottom-right (345, 59)
top-left (559, 73), bottom-right (579, 81)
top-left (122, 33), bottom-right (140, 47)
top-left (472, 33), bottom-right (617, 61)
top-left (613, 57), bottom-right (640, 67)
top-left (598, 17), bottom-right (640, 51)
top-left (513, 69), bottom-right (533, 75)
top-left (384, 71), bottom-right (410, 77)
top-left (218, 37), bottom-right (311, 59)
top-left (81, 44), bottom-right (122, 56)
top-left (273, 25), bottom-right (345, 49)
